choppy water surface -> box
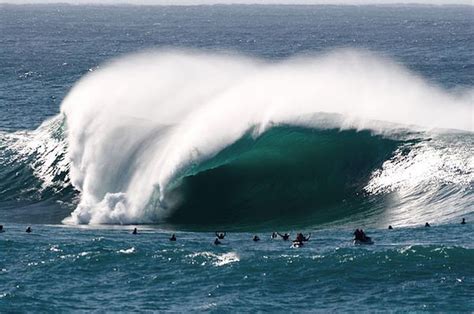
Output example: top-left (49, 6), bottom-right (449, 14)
top-left (1, 223), bottom-right (473, 311)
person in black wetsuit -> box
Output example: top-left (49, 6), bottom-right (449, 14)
top-left (170, 234), bottom-right (176, 241)
top-left (425, 222), bottom-right (431, 227)
top-left (461, 218), bottom-right (466, 225)
top-left (253, 235), bottom-right (260, 242)
top-left (354, 229), bottom-right (362, 240)
top-left (26, 226), bottom-right (32, 233)
top-left (293, 233), bottom-right (311, 246)
top-left (388, 225), bottom-right (393, 230)
top-left (215, 231), bottom-right (226, 240)
top-left (0, 225), bottom-right (4, 233)
top-left (277, 232), bottom-right (290, 241)
top-left (271, 232), bottom-right (277, 239)
top-left (132, 228), bottom-right (138, 235)
top-left (214, 238), bottom-right (221, 245)
top-left (354, 229), bottom-right (370, 241)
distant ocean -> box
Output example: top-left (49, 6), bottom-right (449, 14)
top-left (0, 4), bottom-right (473, 311)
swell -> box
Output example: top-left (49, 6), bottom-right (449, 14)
top-left (60, 49), bottom-right (473, 226)
top-left (0, 120), bottom-right (472, 227)
top-left (0, 120), bottom-right (405, 227)
top-left (1, 49), bottom-right (473, 227)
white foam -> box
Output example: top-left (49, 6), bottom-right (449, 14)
top-left (59, 49), bottom-right (473, 224)
top-left (0, 116), bottom-right (69, 192)
top-left (118, 247), bottom-right (136, 254)
top-left (188, 251), bottom-right (240, 266)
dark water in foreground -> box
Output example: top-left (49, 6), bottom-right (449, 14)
top-left (1, 223), bottom-right (473, 311)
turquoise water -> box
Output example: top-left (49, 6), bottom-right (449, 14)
top-left (1, 223), bottom-right (473, 311)
top-left (0, 4), bottom-right (473, 311)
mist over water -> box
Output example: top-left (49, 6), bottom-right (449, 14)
top-left (54, 49), bottom-right (473, 226)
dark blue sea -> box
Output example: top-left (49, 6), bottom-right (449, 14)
top-left (0, 4), bottom-right (473, 311)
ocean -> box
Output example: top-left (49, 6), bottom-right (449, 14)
top-left (0, 4), bottom-right (473, 311)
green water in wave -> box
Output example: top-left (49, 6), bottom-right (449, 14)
top-left (164, 127), bottom-right (403, 229)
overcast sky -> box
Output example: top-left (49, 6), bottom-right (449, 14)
top-left (1, 0), bottom-right (472, 5)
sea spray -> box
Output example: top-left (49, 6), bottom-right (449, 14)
top-left (57, 49), bottom-right (472, 225)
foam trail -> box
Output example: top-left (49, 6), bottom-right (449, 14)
top-left (60, 49), bottom-right (473, 224)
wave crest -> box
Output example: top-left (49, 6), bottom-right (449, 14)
top-left (40, 49), bottom-right (473, 225)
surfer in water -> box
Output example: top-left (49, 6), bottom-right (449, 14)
top-left (277, 232), bottom-right (290, 241)
top-left (388, 225), bottom-right (393, 230)
top-left (215, 231), bottom-right (226, 240)
top-left (0, 225), bottom-right (4, 233)
top-left (353, 229), bottom-right (373, 244)
top-left (293, 233), bottom-right (311, 246)
top-left (271, 232), bottom-right (278, 239)
top-left (253, 235), bottom-right (260, 242)
top-left (461, 218), bottom-right (466, 224)
top-left (26, 226), bottom-right (32, 233)
top-left (425, 222), bottom-right (431, 227)
top-left (354, 229), bottom-right (370, 241)
top-left (132, 228), bottom-right (138, 235)
top-left (170, 234), bottom-right (177, 241)
top-left (297, 233), bottom-right (311, 242)
top-left (214, 238), bottom-right (222, 245)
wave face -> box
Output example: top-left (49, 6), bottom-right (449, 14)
top-left (1, 49), bottom-right (472, 227)
top-left (163, 126), bottom-right (402, 228)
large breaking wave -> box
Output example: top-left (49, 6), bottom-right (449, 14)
top-left (0, 49), bottom-right (472, 228)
